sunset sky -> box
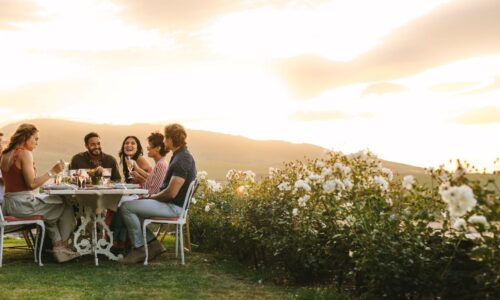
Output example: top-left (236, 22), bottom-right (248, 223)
top-left (0, 0), bottom-right (499, 171)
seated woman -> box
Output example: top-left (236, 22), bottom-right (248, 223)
top-left (129, 132), bottom-right (169, 195)
top-left (119, 136), bottom-right (152, 184)
top-left (0, 124), bottom-right (79, 263)
top-left (109, 136), bottom-right (153, 254)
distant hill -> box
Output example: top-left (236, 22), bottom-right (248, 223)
top-left (0, 119), bottom-right (425, 180)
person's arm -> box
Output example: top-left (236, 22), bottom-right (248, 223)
top-left (130, 169), bottom-right (147, 183)
top-left (20, 151), bottom-right (64, 189)
top-left (130, 157), bottom-right (151, 183)
top-left (136, 156), bottom-right (152, 173)
top-left (144, 160), bottom-right (168, 194)
top-left (149, 176), bottom-right (185, 203)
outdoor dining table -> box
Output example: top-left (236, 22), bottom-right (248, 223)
top-left (45, 185), bottom-right (148, 266)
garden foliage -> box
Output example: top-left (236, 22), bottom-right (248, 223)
top-left (190, 151), bottom-right (499, 298)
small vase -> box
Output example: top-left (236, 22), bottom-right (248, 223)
top-left (92, 176), bottom-right (102, 185)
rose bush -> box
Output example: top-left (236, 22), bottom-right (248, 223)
top-left (190, 152), bottom-right (499, 298)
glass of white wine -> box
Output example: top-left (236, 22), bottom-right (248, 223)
top-left (125, 156), bottom-right (134, 180)
top-left (102, 168), bottom-right (112, 185)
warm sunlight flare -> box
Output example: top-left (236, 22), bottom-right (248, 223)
top-left (1, 0), bottom-right (499, 172)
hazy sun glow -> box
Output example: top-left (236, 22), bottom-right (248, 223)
top-left (0, 0), bottom-right (499, 171)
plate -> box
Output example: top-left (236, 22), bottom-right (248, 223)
top-left (43, 183), bottom-right (78, 190)
top-left (112, 183), bottom-right (140, 189)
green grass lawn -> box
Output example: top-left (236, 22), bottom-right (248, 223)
top-left (0, 236), bottom-right (341, 300)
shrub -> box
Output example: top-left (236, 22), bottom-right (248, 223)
top-left (190, 152), bottom-right (499, 298)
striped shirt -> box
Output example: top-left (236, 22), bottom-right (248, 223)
top-left (143, 158), bottom-right (168, 194)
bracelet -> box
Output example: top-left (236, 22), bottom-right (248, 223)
top-left (47, 171), bottom-right (54, 177)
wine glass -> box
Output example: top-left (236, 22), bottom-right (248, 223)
top-left (77, 169), bottom-right (87, 189)
top-left (102, 168), bottom-right (111, 186)
top-left (54, 174), bottom-right (62, 185)
top-left (125, 156), bottom-right (134, 179)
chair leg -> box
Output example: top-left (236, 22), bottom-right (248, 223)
top-left (0, 227), bottom-right (4, 268)
top-left (175, 225), bottom-right (179, 258)
top-left (143, 221), bottom-right (149, 266)
top-left (23, 229), bottom-right (34, 252)
top-left (33, 227), bottom-right (39, 263)
top-left (159, 227), bottom-right (169, 243)
top-left (38, 223), bottom-right (45, 267)
top-left (185, 217), bottom-right (192, 252)
top-left (154, 224), bottom-right (163, 238)
top-left (179, 224), bottom-right (185, 265)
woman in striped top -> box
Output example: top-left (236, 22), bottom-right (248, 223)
top-left (130, 132), bottom-right (168, 194)
top-left (110, 132), bottom-right (168, 256)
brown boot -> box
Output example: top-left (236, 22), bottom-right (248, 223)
top-left (120, 246), bottom-right (146, 264)
top-left (147, 239), bottom-right (166, 261)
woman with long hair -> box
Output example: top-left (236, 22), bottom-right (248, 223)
top-left (110, 136), bottom-right (153, 254)
top-left (118, 136), bottom-right (152, 183)
top-left (0, 124), bottom-right (79, 263)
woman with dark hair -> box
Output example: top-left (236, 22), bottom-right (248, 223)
top-left (118, 136), bottom-right (152, 183)
top-left (110, 136), bottom-right (153, 254)
top-left (111, 133), bottom-right (170, 255)
top-left (130, 132), bottom-right (169, 194)
top-left (0, 124), bottom-right (79, 263)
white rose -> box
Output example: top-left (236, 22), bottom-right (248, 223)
top-left (452, 218), bottom-right (467, 231)
top-left (277, 182), bottom-right (291, 191)
top-left (467, 215), bottom-right (489, 228)
top-left (402, 175), bottom-right (415, 190)
top-left (445, 185), bottom-right (477, 217)
top-left (323, 180), bottom-right (336, 193)
top-left (294, 180), bottom-right (311, 192)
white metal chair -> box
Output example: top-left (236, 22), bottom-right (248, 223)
top-left (143, 180), bottom-right (198, 265)
top-left (0, 204), bottom-right (45, 267)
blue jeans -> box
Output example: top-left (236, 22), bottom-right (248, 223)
top-left (120, 199), bottom-right (183, 248)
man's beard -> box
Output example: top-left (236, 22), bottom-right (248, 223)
top-left (90, 149), bottom-right (102, 156)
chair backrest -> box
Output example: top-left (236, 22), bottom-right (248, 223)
top-left (180, 180), bottom-right (198, 220)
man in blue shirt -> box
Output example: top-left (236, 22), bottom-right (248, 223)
top-left (120, 124), bottom-right (196, 264)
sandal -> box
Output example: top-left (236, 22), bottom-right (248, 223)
top-left (53, 247), bottom-right (80, 263)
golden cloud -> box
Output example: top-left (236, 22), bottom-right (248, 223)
top-left (361, 82), bottom-right (408, 96)
top-left (431, 82), bottom-right (480, 93)
top-left (291, 111), bottom-right (352, 122)
top-left (0, 0), bottom-right (40, 29)
top-left (278, 0), bottom-right (500, 98)
top-left (114, 0), bottom-right (327, 31)
top-left (0, 80), bottom-right (88, 112)
top-left (453, 106), bottom-right (500, 125)
top-left (461, 76), bottom-right (500, 95)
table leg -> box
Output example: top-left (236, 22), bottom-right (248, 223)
top-left (93, 217), bottom-right (98, 266)
top-left (73, 208), bottom-right (92, 256)
top-left (94, 212), bottom-right (120, 261)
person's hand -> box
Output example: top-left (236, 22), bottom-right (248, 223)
top-left (51, 160), bottom-right (65, 174)
top-left (130, 170), bottom-right (140, 178)
top-left (137, 193), bottom-right (150, 200)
